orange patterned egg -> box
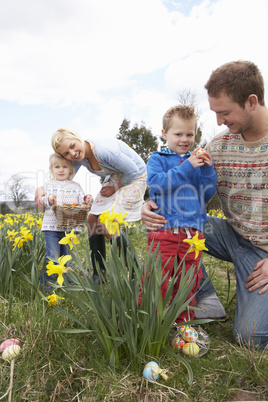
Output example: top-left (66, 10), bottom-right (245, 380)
top-left (173, 335), bottom-right (185, 351)
top-left (182, 328), bottom-right (198, 343)
top-left (179, 325), bottom-right (190, 334)
top-left (196, 148), bottom-right (207, 159)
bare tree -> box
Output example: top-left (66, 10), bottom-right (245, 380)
top-left (4, 174), bottom-right (32, 208)
top-left (176, 88), bottom-right (199, 110)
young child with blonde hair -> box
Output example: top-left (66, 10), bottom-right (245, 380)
top-left (39, 153), bottom-right (92, 290)
top-left (144, 104), bottom-right (216, 323)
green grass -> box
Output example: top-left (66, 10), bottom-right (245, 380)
top-left (1, 223), bottom-right (268, 401)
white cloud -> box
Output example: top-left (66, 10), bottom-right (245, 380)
top-left (0, 0), bottom-right (182, 105)
top-left (2, 0), bottom-right (268, 107)
top-left (1, 129), bottom-right (32, 149)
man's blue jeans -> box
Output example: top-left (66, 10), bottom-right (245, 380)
top-left (39, 231), bottom-right (70, 286)
top-left (198, 216), bottom-right (268, 349)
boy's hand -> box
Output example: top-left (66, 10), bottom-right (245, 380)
top-left (188, 148), bottom-right (205, 168)
top-left (202, 149), bottom-right (213, 166)
top-left (188, 148), bottom-right (213, 167)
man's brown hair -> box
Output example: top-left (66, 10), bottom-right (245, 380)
top-left (205, 60), bottom-right (265, 107)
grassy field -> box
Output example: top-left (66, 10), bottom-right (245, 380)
top-left (0, 218), bottom-right (268, 401)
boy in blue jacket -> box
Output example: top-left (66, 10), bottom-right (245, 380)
top-left (146, 105), bottom-right (216, 323)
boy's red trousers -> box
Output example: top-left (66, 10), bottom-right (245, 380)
top-left (141, 227), bottom-right (204, 323)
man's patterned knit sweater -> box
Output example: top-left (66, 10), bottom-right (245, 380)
top-left (207, 129), bottom-right (268, 252)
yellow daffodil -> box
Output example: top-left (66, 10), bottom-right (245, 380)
top-left (6, 229), bottom-right (19, 241)
top-left (183, 231), bottom-right (208, 259)
top-left (24, 215), bottom-right (36, 227)
top-left (207, 209), bottom-right (226, 219)
top-left (19, 226), bottom-right (30, 236)
top-left (58, 229), bottom-right (79, 250)
top-left (19, 227), bottom-right (33, 241)
top-left (23, 232), bottom-right (33, 241)
top-left (4, 216), bottom-right (13, 226)
top-left (99, 208), bottom-right (128, 235)
top-left (12, 236), bottom-right (27, 250)
top-left (46, 255), bottom-right (73, 286)
top-left (36, 218), bottom-right (43, 230)
top-left (47, 294), bottom-right (65, 306)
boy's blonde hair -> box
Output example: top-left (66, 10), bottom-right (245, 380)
top-left (49, 153), bottom-right (75, 180)
top-left (162, 105), bottom-right (198, 133)
top-left (51, 128), bottom-right (84, 154)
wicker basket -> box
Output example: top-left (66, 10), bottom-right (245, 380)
top-left (53, 200), bottom-right (92, 229)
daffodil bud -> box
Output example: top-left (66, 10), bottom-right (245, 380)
top-left (2, 344), bottom-right (21, 361)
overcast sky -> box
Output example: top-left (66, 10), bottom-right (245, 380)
top-left (1, 0), bottom-right (268, 201)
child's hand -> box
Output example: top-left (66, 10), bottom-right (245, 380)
top-left (48, 194), bottom-right (56, 205)
top-left (100, 185), bottom-right (116, 197)
top-left (202, 150), bottom-right (213, 166)
top-left (188, 148), bottom-right (206, 168)
top-left (83, 195), bottom-right (93, 205)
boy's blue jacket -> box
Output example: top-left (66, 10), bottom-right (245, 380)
top-left (146, 148), bottom-right (217, 231)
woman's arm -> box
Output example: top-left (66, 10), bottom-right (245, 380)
top-left (35, 186), bottom-right (46, 209)
top-left (97, 141), bottom-right (144, 184)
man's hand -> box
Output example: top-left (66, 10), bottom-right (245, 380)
top-left (246, 258), bottom-right (268, 294)
top-left (141, 200), bottom-right (166, 231)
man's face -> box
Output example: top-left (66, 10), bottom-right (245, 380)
top-left (208, 92), bottom-right (253, 135)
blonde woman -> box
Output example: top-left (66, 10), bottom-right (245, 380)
top-left (36, 129), bottom-right (146, 284)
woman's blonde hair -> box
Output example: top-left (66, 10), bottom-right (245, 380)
top-left (49, 153), bottom-right (75, 180)
top-left (51, 128), bottom-right (84, 154)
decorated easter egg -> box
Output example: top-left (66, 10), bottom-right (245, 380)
top-left (173, 335), bottom-right (185, 351)
top-left (0, 338), bottom-right (20, 353)
top-left (143, 361), bottom-right (159, 381)
top-left (196, 148), bottom-right (207, 159)
top-left (182, 328), bottom-right (198, 343)
top-left (2, 344), bottom-right (21, 361)
top-left (179, 325), bottom-right (190, 335)
top-left (182, 342), bottom-right (200, 357)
